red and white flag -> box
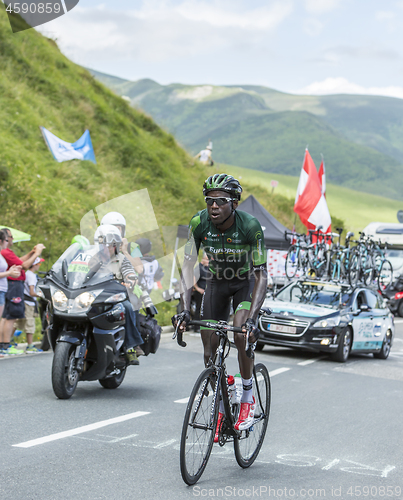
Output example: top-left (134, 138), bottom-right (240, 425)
top-left (318, 157), bottom-right (326, 197)
top-left (294, 149), bottom-right (331, 233)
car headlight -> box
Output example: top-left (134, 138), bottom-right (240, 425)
top-left (52, 290), bottom-right (68, 311)
top-left (105, 292), bottom-right (127, 304)
top-left (313, 316), bottom-right (340, 328)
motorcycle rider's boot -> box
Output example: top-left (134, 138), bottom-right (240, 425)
top-left (134, 345), bottom-right (145, 356)
top-left (126, 348), bottom-right (139, 365)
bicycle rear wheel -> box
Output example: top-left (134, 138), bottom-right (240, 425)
top-left (234, 363), bottom-right (271, 468)
top-left (180, 367), bottom-right (219, 485)
top-left (285, 246), bottom-right (299, 279)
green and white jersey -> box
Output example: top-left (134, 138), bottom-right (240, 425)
top-left (184, 209), bottom-right (267, 278)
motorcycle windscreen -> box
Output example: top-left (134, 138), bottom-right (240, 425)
top-left (51, 243), bottom-right (114, 289)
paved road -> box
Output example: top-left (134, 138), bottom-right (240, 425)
top-left (1, 322), bottom-right (403, 500)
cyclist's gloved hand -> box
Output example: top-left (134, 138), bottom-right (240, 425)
top-left (171, 310), bottom-right (191, 347)
top-left (242, 318), bottom-right (260, 359)
top-left (242, 318), bottom-right (260, 342)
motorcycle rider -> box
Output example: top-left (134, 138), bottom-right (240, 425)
top-left (100, 212), bottom-right (143, 275)
top-left (92, 225), bottom-right (144, 365)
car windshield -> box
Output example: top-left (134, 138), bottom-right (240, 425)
top-left (384, 248), bottom-right (403, 271)
top-left (275, 281), bottom-right (351, 309)
top-left (51, 243), bottom-right (115, 289)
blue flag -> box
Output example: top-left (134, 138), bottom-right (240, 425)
top-left (41, 127), bottom-right (96, 164)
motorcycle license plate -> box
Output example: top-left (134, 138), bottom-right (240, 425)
top-left (268, 324), bottom-right (297, 334)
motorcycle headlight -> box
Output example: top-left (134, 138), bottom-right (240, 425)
top-left (74, 290), bottom-right (103, 312)
top-left (105, 292), bottom-right (127, 304)
top-left (36, 286), bottom-right (45, 300)
top-left (313, 316), bottom-right (340, 328)
top-left (52, 290), bottom-right (68, 311)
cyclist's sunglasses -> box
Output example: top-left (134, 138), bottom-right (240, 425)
top-left (205, 196), bottom-right (233, 206)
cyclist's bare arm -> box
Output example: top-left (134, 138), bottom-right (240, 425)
top-left (249, 269), bottom-right (268, 321)
top-left (174, 255), bottom-right (198, 331)
top-left (242, 269), bottom-right (268, 342)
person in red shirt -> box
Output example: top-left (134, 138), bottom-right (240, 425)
top-left (0, 228), bottom-right (45, 354)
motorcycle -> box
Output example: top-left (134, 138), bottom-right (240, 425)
top-left (37, 242), bottom-right (157, 399)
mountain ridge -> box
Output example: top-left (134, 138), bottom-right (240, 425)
top-left (89, 71), bottom-right (403, 200)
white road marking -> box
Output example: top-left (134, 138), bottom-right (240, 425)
top-left (153, 439), bottom-right (177, 449)
top-left (298, 356), bottom-right (326, 366)
top-left (322, 459), bottom-right (340, 470)
top-left (13, 411), bottom-right (150, 448)
top-left (269, 367), bottom-right (291, 377)
top-left (393, 318), bottom-right (403, 323)
top-left (174, 397), bottom-right (189, 404)
top-left (106, 433), bottom-right (139, 443)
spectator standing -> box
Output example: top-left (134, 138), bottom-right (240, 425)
top-left (135, 238), bottom-right (164, 294)
top-left (0, 229), bottom-right (22, 353)
top-left (14, 257), bottom-right (45, 353)
top-left (194, 143), bottom-right (214, 166)
top-left (0, 228), bottom-right (45, 355)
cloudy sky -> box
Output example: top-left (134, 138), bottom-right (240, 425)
top-left (38, 0), bottom-right (403, 98)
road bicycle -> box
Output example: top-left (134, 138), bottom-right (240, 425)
top-left (173, 315), bottom-right (271, 485)
top-left (329, 229), bottom-right (354, 282)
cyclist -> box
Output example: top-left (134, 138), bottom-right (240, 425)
top-left (100, 212), bottom-right (144, 275)
top-left (172, 174), bottom-right (268, 433)
top-left (92, 225), bottom-right (145, 364)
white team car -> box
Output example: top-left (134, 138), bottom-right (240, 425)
top-left (259, 280), bottom-right (394, 362)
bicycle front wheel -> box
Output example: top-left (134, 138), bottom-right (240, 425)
top-left (180, 367), bottom-right (219, 485)
top-left (378, 260), bottom-right (393, 291)
top-left (234, 363), bottom-right (271, 468)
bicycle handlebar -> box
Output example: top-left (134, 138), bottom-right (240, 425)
top-left (172, 309), bottom-right (272, 348)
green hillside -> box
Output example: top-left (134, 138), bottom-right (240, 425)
top-left (0, 7), bottom-right (307, 270)
top-left (0, 7), bottom-right (211, 262)
top-left (90, 71), bottom-right (403, 201)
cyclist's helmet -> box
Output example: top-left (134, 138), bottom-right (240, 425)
top-left (71, 235), bottom-right (90, 248)
top-left (203, 174), bottom-right (242, 200)
top-left (94, 225), bottom-right (122, 249)
top-left (101, 212), bottom-right (126, 237)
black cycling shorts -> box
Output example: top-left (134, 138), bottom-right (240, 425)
top-left (200, 274), bottom-right (255, 324)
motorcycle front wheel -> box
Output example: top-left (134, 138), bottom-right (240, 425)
top-left (52, 342), bottom-right (79, 399)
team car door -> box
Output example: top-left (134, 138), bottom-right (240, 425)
top-left (364, 289), bottom-right (388, 349)
top-left (351, 290), bottom-right (374, 351)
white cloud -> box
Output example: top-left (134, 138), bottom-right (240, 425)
top-left (304, 0), bottom-right (342, 15)
top-left (37, 1), bottom-right (293, 65)
top-left (295, 77), bottom-right (403, 99)
top-left (303, 18), bottom-right (323, 36)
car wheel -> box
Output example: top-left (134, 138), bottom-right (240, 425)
top-left (373, 330), bottom-right (392, 360)
top-left (398, 300), bottom-right (403, 318)
top-left (331, 328), bottom-right (352, 363)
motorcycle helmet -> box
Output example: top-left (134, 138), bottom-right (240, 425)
top-left (203, 174), bottom-right (242, 200)
top-left (101, 212), bottom-right (126, 237)
top-left (94, 225), bottom-right (123, 249)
